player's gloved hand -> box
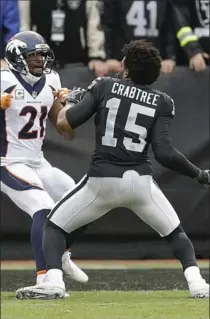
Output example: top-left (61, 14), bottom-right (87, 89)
top-left (0, 92), bottom-right (12, 110)
top-left (54, 88), bottom-right (70, 103)
top-left (197, 169), bottom-right (210, 186)
top-left (67, 87), bottom-right (87, 104)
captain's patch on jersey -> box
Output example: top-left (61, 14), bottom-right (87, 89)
top-left (15, 89), bottom-right (24, 100)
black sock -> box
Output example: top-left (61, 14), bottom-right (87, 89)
top-left (31, 209), bottom-right (50, 273)
top-left (165, 225), bottom-right (198, 271)
top-left (66, 225), bottom-right (88, 249)
top-left (43, 219), bottom-right (67, 270)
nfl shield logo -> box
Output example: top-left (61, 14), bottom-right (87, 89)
top-left (196, 0), bottom-right (209, 27)
top-left (32, 91), bottom-right (37, 99)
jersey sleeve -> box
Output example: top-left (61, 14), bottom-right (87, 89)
top-left (157, 93), bottom-right (175, 118)
top-left (87, 76), bottom-right (109, 102)
top-left (151, 116), bottom-right (200, 178)
top-left (65, 91), bottom-right (97, 129)
top-left (0, 69), bottom-right (16, 92)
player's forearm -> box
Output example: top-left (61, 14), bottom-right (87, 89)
top-left (65, 92), bottom-right (97, 129)
top-left (152, 116), bottom-right (200, 178)
top-left (154, 146), bottom-right (200, 178)
top-left (56, 105), bottom-right (75, 137)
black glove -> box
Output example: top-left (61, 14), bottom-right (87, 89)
top-left (67, 87), bottom-right (87, 104)
top-left (197, 169), bottom-right (210, 186)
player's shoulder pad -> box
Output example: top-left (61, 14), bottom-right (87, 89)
top-left (158, 92), bottom-right (175, 117)
top-left (1, 68), bottom-right (17, 91)
top-left (87, 76), bottom-right (112, 91)
top-left (46, 70), bottom-right (60, 82)
top-left (1, 68), bottom-right (12, 79)
top-left (46, 70), bottom-right (61, 91)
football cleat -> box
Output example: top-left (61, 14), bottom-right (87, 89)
top-left (188, 279), bottom-right (210, 298)
top-left (62, 251), bottom-right (89, 283)
top-left (16, 282), bottom-right (66, 300)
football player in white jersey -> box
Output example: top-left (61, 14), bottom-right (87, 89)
top-left (0, 31), bottom-right (88, 291)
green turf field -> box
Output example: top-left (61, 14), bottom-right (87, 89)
top-left (1, 260), bottom-right (209, 319)
top-left (2, 291), bottom-right (209, 319)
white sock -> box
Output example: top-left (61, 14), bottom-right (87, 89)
top-left (36, 274), bottom-right (46, 285)
top-left (184, 266), bottom-right (202, 283)
top-left (63, 250), bottom-right (71, 258)
top-left (45, 269), bottom-right (63, 283)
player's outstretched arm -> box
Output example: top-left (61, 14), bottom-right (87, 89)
top-left (151, 116), bottom-right (210, 185)
top-left (56, 103), bottom-right (76, 139)
top-left (49, 89), bottom-right (76, 140)
top-left (57, 91), bottom-right (97, 133)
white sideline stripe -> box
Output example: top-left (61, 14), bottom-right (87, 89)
top-left (1, 260), bottom-right (209, 270)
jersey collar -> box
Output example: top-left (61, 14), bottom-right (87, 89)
top-left (11, 70), bottom-right (46, 99)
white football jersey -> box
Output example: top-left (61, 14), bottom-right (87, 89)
top-left (0, 69), bottom-right (61, 167)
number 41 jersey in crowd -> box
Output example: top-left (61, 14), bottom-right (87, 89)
top-left (87, 77), bottom-right (175, 177)
top-left (0, 69), bottom-right (61, 167)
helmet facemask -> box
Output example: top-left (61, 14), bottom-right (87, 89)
top-left (5, 41), bottom-right (55, 84)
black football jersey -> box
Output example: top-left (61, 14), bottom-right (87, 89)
top-left (102, 0), bottom-right (166, 60)
top-left (66, 76), bottom-right (199, 179)
top-left (86, 77), bottom-right (174, 177)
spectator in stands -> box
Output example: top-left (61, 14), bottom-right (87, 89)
top-left (18, 0), bottom-right (31, 32)
top-left (169, 0), bottom-right (209, 72)
top-left (30, 0), bottom-right (108, 77)
top-left (101, 0), bottom-right (177, 74)
top-left (0, 0), bottom-right (20, 68)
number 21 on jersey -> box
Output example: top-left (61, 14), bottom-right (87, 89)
top-left (102, 98), bottom-right (155, 153)
top-left (18, 106), bottom-right (48, 139)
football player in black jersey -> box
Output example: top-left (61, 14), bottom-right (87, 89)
top-left (16, 40), bottom-right (210, 300)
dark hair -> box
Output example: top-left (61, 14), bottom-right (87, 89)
top-left (122, 40), bottom-right (162, 85)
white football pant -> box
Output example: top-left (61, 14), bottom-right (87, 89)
top-left (49, 171), bottom-right (180, 237)
top-left (0, 158), bottom-right (75, 217)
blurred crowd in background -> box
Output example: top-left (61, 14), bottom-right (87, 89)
top-left (0, 0), bottom-right (209, 76)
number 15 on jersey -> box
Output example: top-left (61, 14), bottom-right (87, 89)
top-left (102, 98), bottom-right (156, 153)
